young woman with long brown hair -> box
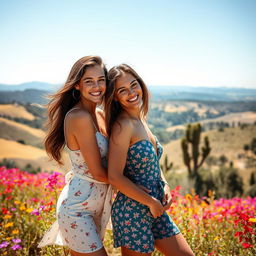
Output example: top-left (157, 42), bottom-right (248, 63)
top-left (38, 56), bottom-right (112, 256)
top-left (105, 64), bottom-right (194, 256)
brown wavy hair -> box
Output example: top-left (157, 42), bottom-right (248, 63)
top-left (44, 56), bottom-right (108, 164)
top-left (105, 64), bottom-right (149, 136)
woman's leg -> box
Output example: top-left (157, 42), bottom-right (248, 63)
top-left (121, 246), bottom-right (151, 256)
top-left (155, 233), bottom-right (194, 256)
top-left (70, 246), bottom-right (108, 256)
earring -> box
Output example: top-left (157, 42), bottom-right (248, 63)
top-left (72, 89), bottom-right (80, 100)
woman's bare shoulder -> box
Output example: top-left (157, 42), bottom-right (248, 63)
top-left (112, 115), bottom-right (134, 135)
top-left (65, 108), bottom-right (92, 127)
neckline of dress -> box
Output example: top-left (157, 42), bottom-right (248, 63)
top-left (128, 139), bottom-right (159, 156)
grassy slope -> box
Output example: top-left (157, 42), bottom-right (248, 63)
top-left (0, 138), bottom-right (70, 173)
top-left (0, 117), bottom-right (44, 147)
top-left (162, 125), bottom-right (256, 171)
top-left (0, 104), bottom-right (35, 120)
top-left (166, 111), bottom-right (256, 132)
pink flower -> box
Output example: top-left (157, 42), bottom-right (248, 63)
top-left (12, 238), bottom-right (21, 243)
top-left (46, 172), bottom-right (61, 190)
top-left (31, 209), bottom-right (40, 216)
top-left (11, 244), bottom-right (22, 250)
top-left (0, 241), bottom-right (9, 248)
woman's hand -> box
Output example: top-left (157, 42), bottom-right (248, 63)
top-left (162, 183), bottom-right (173, 211)
top-left (148, 197), bottom-right (164, 218)
top-left (138, 184), bottom-right (151, 193)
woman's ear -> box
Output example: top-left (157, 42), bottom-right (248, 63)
top-left (74, 84), bottom-right (80, 90)
top-left (114, 95), bottom-right (118, 102)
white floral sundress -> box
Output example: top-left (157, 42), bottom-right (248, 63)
top-left (38, 110), bottom-right (112, 254)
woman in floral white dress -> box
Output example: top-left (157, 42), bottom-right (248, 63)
top-left (39, 56), bottom-right (112, 256)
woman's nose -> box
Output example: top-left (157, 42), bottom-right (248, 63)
top-left (92, 80), bottom-right (100, 87)
top-left (128, 87), bottom-right (135, 95)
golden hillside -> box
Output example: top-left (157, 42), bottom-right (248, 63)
top-left (162, 125), bottom-right (256, 172)
top-left (0, 138), bottom-right (70, 173)
top-left (0, 117), bottom-right (44, 147)
top-left (0, 104), bottom-right (35, 120)
top-left (166, 111), bottom-right (256, 132)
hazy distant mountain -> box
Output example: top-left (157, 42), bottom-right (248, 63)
top-left (149, 86), bottom-right (256, 101)
top-left (0, 82), bottom-right (60, 91)
top-left (0, 82), bottom-right (255, 103)
top-left (0, 89), bottom-right (49, 104)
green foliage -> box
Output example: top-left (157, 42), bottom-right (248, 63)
top-left (0, 158), bottom-right (17, 169)
top-left (246, 184), bottom-right (256, 197)
top-left (181, 123), bottom-right (211, 195)
top-left (17, 139), bottom-right (26, 145)
top-left (160, 154), bottom-right (173, 173)
top-left (247, 172), bottom-right (256, 197)
top-left (181, 123), bottom-right (211, 177)
top-left (250, 138), bottom-right (256, 155)
top-left (214, 166), bottom-right (244, 198)
top-left (205, 156), bottom-right (218, 166)
top-left (249, 172), bottom-right (256, 186)
top-left (0, 114), bottom-right (45, 129)
top-left (219, 154), bottom-right (228, 166)
top-left (244, 144), bottom-right (250, 151)
top-left (24, 164), bottom-right (41, 174)
top-left (196, 168), bottom-right (216, 197)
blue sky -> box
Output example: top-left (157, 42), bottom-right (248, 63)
top-left (0, 0), bottom-right (255, 87)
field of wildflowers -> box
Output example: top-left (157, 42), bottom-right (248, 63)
top-left (0, 166), bottom-right (255, 256)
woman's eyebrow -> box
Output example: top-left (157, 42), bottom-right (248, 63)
top-left (130, 79), bottom-right (137, 85)
top-left (116, 86), bottom-right (125, 93)
top-left (83, 75), bottom-right (105, 80)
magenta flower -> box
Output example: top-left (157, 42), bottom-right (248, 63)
top-left (46, 172), bottom-right (61, 190)
top-left (11, 244), bottom-right (22, 250)
top-left (31, 209), bottom-right (40, 216)
top-left (12, 239), bottom-right (21, 244)
top-left (39, 205), bottom-right (45, 211)
top-left (0, 241), bottom-right (9, 248)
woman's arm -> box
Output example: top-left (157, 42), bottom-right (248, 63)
top-left (69, 111), bottom-right (108, 183)
top-left (160, 168), bottom-right (173, 211)
top-left (108, 119), bottom-right (164, 218)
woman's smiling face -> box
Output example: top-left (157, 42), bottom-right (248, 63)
top-left (114, 72), bottom-right (143, 110)
top-left (75, 64), bottom-right (106, 104)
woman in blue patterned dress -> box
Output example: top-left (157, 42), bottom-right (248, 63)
top-left (105, 64), bottom-right (194, 256)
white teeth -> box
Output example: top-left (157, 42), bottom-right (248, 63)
top-left (128, 95), bottom-right (138, 102)
top-left (90, 92), bottom-right (101, 96)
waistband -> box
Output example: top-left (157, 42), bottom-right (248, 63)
top-left (65, 170), bottom-right (108, 185)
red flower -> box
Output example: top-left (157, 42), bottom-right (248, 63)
top-left (240, 213), bottom-right (249, 221)
top-left (242, 243), bottom-right (253, 249)
top-left (235, 231), bottom-right (242, 237)
top-left (90, 243), bottom-right (97, 249)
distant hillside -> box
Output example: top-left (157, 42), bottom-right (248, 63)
top-left (162, 125), bottom-right (256, 173)
top-left (0, 81), bottom-right (59, 91)
top-left (0, 117), bottom-right (44, 147)
top-left (149, 86), bottom-right (256, 101)
top-left (166, 111), bottom-right (256, 132)
top-left (1, 82), bottom-right (256, 103)
top-left (0, 138), bottom-right (70, 173)
top-left (0, 89), bottom-right (49, 104)
top-left (0, 104), bottom-right (35, 120)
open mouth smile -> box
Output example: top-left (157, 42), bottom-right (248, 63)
top-left (89, 91), bottom-right (102, 96)
top-left (127, 95), bottom-right (139, 102)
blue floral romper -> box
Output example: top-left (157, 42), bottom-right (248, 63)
top-left (111, 138), bottom-right (180, 253)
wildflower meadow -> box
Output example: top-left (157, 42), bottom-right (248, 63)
top-left (0, 166), bottom-right (255, 256)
